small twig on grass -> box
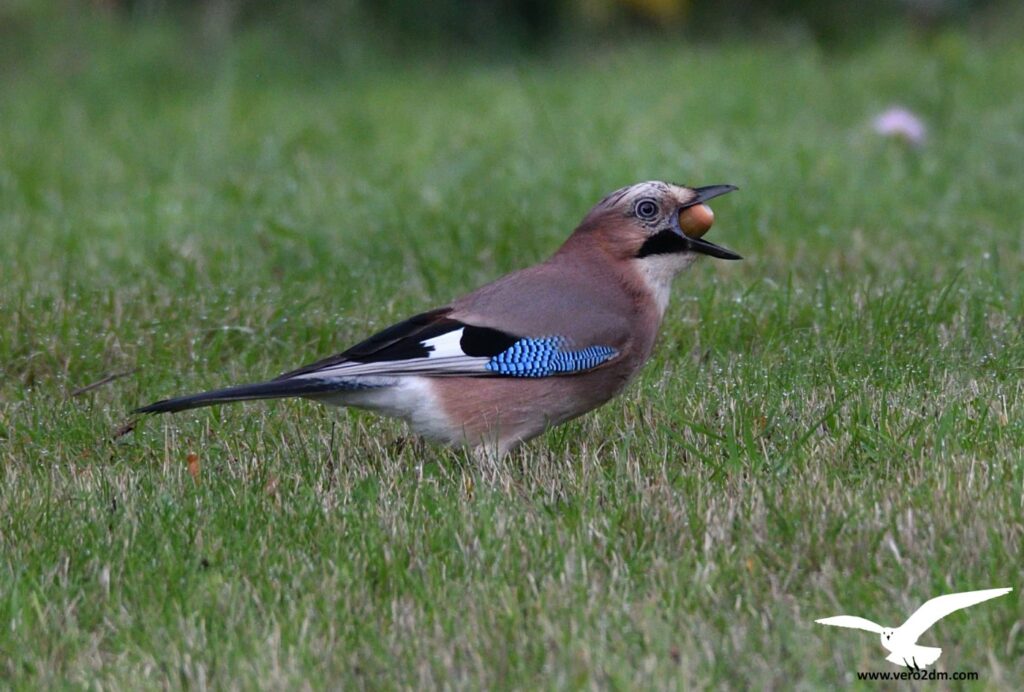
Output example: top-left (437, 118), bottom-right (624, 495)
top-left (70, 368), bottom-right (137, 397)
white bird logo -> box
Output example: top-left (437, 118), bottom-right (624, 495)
top-left (816, 587), bottom-right (1012, 670)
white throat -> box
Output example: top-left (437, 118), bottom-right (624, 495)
top-left (634, 254), bottom-right (698, 316)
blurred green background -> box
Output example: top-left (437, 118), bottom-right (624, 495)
top-left (3, 0), bottom-right (1021, 67)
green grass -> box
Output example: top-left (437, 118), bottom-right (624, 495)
top-left (2, 15), bottom-right (1024, 689)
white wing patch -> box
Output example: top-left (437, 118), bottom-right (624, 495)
top-left (420, 328), bottom-right (469, 359)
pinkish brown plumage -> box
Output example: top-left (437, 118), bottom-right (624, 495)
top-left (137, 181), bottom-right (740, 455)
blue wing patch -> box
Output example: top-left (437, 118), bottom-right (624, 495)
top-left (485, 337), bottom-right (618, 377)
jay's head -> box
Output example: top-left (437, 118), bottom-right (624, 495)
top-left (573, 181), bottom-right (740, 267)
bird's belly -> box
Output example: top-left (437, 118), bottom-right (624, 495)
top-left (430, 370), bottom-right (632, 452)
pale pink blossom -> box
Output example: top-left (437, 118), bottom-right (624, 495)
top-left (873, 106), bottom-right (927, 146)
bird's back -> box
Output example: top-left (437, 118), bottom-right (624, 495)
top-left (450, 245), bottom-right (657, 358)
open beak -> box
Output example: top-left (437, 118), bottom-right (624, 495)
top-left (684, 184), bottom-right (741, 260)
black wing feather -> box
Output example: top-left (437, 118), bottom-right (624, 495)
top-left (275, 307), bottom-right (522, 380)
top-left (275, 307), bottom-right (456, 379)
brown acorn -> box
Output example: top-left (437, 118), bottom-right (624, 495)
top-left (679, 203), bottom-right (714, 238)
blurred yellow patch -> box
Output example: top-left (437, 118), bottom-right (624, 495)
top-left (619, 0), bottom-right (690, 24)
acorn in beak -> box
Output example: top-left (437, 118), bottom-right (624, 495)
top-left (678, 184), bottom-right (741, 260)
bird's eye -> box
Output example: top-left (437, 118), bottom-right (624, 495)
top-left (635, 198), bottom-right (659, 220)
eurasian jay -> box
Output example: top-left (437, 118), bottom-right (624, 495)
top-left (137, 181), bottom-right (740, 455)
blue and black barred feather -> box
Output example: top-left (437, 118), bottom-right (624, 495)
top-left (486, 337), bottom-right (617, 377)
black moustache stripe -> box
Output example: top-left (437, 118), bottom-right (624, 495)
top-left (636, 230), bottom-right (687, 258)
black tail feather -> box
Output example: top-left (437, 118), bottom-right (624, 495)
top-left (135, 378), bottom-right (373, 414)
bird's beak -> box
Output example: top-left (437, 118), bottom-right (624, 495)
top-left (687, 184), bottom-right (739, 207)
top-left (681, 184), bottom-right (742, 260)
top-left (688, 235), bottom-right (742, 260)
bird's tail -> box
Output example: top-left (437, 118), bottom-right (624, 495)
top-left (135, 378), bottom-right (376, 414)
